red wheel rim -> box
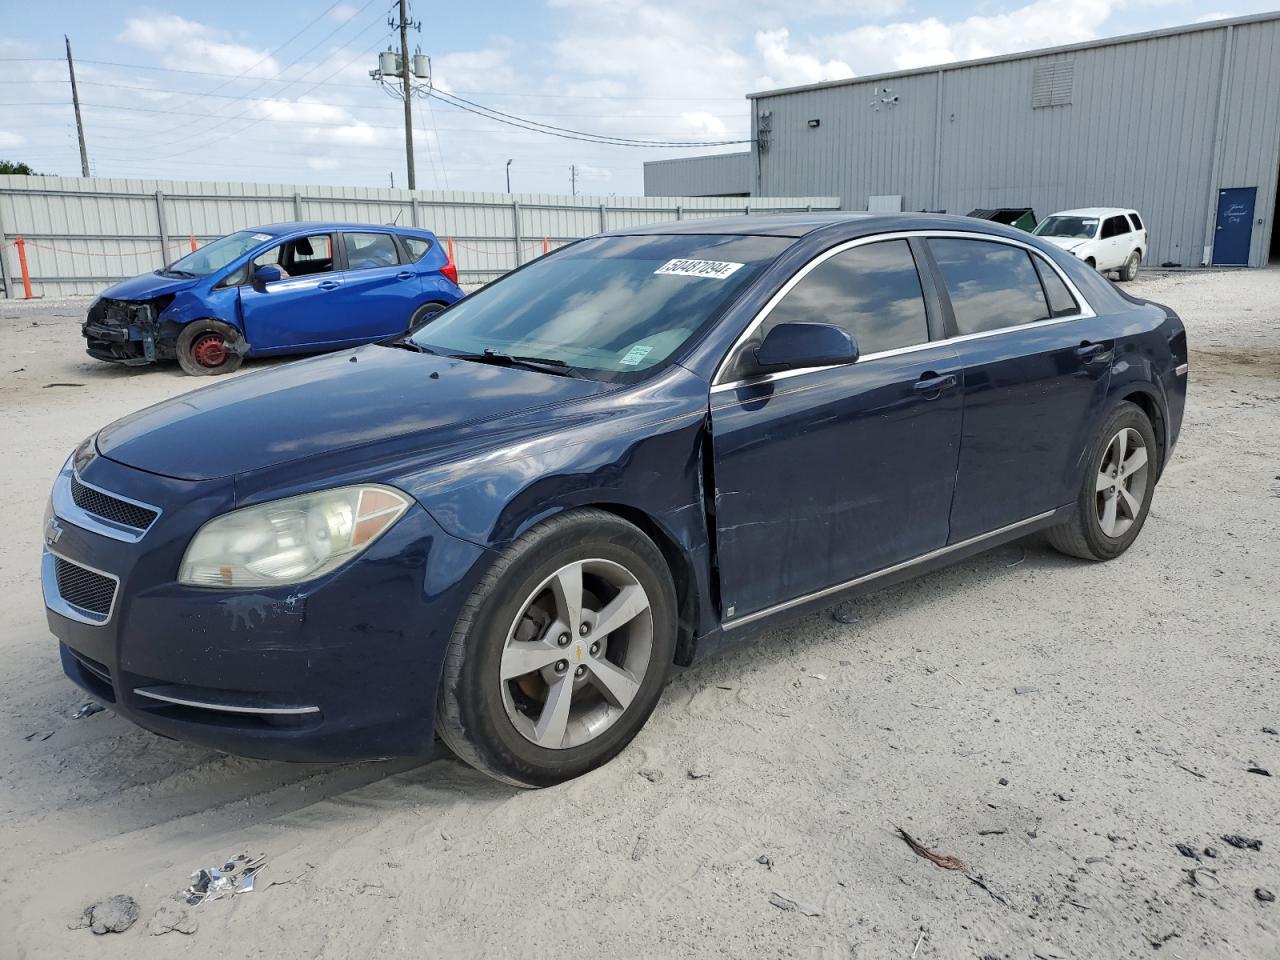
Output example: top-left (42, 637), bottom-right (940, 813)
top-left (190, 333), bottom-right (228, 368)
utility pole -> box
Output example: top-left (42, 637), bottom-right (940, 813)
top-left (65, 35), bottom-right (89, 177)
top-left (397, 0), bottom-right (415, 190)
top-left (570, 164), bottom-right (577, 197)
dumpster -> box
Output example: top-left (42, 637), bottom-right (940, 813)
top-left (967, 208), bottom-right (1038, 232)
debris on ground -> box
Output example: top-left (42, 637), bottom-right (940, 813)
top-left (1175, 762), bottom-right (1207, 779)
top-left (1221, 835), bottom-right (1263, 852)
top-left (1175, 843), bottom-right (1200, 860)
top-left (830, 604), bottom-right (860, 624)
top-left (1014, 686), bottom-right (1039, 695)
top-left (756, 854), bottom-right (773, 870)
top-left (686, 766), bottom-right (711, 780)
top-left (965, 872), bottom-right (1014, 908)
top-left (636, 768), bottom-right (663, 783)
top-left (184, 853), bottom-right (267, 905)
top-left (1183, 867), bottom-right (1221, 889)
top-left (768, 891), bottom-right (820, 916)
top-left (1263, 727), bottom-right (1278, 736)
top-left (630, 836), bottom-right (648, 862)
top-left (895, 826), bottom-right (965, 871)
top-left (1246, 766), bottom-right (1271, 776)
top-left (69, 895), bottom-right (139, 934)
top-left (147, 900), bottom-right (198, 936)
top-left (72, 701), bottom-right (105, 719)
top-left (23, 730), bottom-right (52, 742)
top-left (1256, 888), bottom-right (1276, 904)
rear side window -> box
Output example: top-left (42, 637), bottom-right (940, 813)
top-left (1128, 212), bottom-right (1144, 231)
top-left (756, 239), bottom-right (930, 356)
top-left (343, 232), bottom-right (402, 270)
top-left (1032, 256), bottom-right (1079, 318)
top-left (402, 236), bottom-right (432, 261)
top-left (1101, 215), bottom-right (1131, 239)
top-left (929, 238), bottom-right (1049, 335)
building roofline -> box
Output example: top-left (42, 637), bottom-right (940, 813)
top-left (746, 10), bottom-right (1280, 100)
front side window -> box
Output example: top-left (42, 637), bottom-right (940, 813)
top-left (1034, 216), bottom-right (1098, 240)
top-left (723, 240), bottom-right (929, 380)
top-left (929, 238), bottom-right (1049, 335)
top-left (344, 232), bottom-right (402, 271)
top-left (240, 234), bottom-right (335, 282)
top-left (407, 233), bottom-right (789, 381)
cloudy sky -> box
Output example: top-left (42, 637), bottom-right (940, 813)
top-left (1, 0), bottom-right (1270, 195)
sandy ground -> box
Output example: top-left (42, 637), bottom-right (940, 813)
top-left (1, 269), bottom-right (1278, 959)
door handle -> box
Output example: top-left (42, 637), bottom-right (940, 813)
top-left (396, 271), bottom-right (414, 280)
top-left (318, 280), bottom-right (340, 291)
top-left (913, 373), bottom-right (958, 395)
top-left (1076, 341), bottom-right (1111, 361)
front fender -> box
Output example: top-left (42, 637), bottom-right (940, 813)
top-left (157, 286), bottom-right (244, 341)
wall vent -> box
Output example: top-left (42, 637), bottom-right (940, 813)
top-left (1032, 56), bottom-right (1075, 108)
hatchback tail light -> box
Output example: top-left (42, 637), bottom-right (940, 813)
top-left (441, 242), bottom-right (458, 285)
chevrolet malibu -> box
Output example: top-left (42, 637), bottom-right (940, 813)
top-left (43, 213), bottom-right (1188, 787)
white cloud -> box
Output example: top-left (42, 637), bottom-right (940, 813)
top-left (0, 130), bottom-right (27, 149)
top-left (754, 28), bottom-right (855, 89)
top-left (329, 4), bottom-right (359, 22)
top-left (118, 15), bottom-right (279, 77)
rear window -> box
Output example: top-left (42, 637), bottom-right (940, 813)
top-left (402, 236), bottom-right (432, 261)
top-left (1032, 256), bottom-right (1079, 318)
top-left (407, 234), bottom-right (790, 381)
top-left (929, 238), bottom-right (1049, 335)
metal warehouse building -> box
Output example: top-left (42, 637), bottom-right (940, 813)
top-left (644, 12), bottom-right (1280, 268)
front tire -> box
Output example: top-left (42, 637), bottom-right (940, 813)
top-left (1047, 401), bottom-right (1157, 561)
top-left (1118, 249), bottom-right (1141, 282)
top-left (436, 509), bottom-right (677, 787)
top-left (176, 319), bottom-right (246, 376)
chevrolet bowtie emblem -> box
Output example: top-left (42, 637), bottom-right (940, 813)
top-left (45, 516), bottom-right (63, 546)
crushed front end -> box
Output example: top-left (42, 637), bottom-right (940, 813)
top-left (83, 295), bottom-right (175, 365)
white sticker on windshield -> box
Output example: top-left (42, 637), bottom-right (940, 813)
top-left (654, 258), bottom-right (744, 280)
top-left (620, 345), bottom-right (653, 366)
top-left (252, 233), bottom-right (273, 242)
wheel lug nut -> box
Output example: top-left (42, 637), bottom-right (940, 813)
top-left (555, 660), bottom-right (568, 673)
top-left (574, 664), bottom-right (586, 678)
top-left (589, 642), bottom-right (600, 655)
top-left (579, 623), bottom-right (590, 636)
top-left (557, 633), bottom-right (570, 647)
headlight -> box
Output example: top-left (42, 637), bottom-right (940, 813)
top-left (179, 484), bottom-right (412, 589)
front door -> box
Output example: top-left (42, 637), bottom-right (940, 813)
top-left (1213, 187), bottom-right (1256, 266)
top-left (926, 237), bottom-right (1114, 542)
top-left (709, 239), bottom-right (963, 622)
top-left (239, 233), bottom-right (352, 350)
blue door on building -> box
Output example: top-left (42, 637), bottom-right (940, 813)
top-left (1213, 187), bottom-right (1256, 266)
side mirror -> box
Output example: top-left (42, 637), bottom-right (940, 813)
top-left (754, 322), bottom-right (859, 372)
top-left (252, 265), bottom-right (283, 291)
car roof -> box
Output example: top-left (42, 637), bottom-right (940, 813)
top-left (1044, 208), bottom-right (1139, 218)
top-left (251, 221), bottom-right (435, 237)
top-left (602, 211), bottom-right (1042, 241)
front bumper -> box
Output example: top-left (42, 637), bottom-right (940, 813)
top-left (83, 299), bottom-right (161, 365)
top-left (43, 450), bottom-right (491, 761)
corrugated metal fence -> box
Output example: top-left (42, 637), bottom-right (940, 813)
top-left (0, 176), bottom-right (840, 298)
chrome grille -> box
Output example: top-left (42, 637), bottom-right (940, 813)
top-left (53, 556), bottom-right (116, 619)
top-left (70, 475), bottom-right (158, 531)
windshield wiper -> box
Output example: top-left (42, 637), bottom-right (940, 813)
top-left (449, 348), bottom-right (587, 379)
top-left (159, 268), bottom-right (196, 278)
top-left (384, 339), bottom-right (436, 354)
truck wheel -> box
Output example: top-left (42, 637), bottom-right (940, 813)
top-left (1047, 401), bottom-right (1157, 561)
top-left (435, 509), bottom-right (677, 787)
top-left (408, 300), bottom-right (449, 332)
top-left (176, 320), bottom-right (246, 376)
top-left (1118, 250), bottom-right (1141, 282)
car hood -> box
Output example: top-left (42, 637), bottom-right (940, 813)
top-left (99, 271), bottom-right (201, 301)
top-left (1041, 236), bottom-right (1091, 253)
top-left (97, 345), bottom-right (609, 481)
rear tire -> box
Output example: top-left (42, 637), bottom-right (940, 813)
top-left (176, 319), bottom-right (245, 377)
top-left (1047, 401), bottom-right (1157, 561)
top-left (1119, 250), bottom-right (1141, 282)
top-left (436, 509), bottom-right (677, 788)
top-left (408, 300), bottom-right (449, 332)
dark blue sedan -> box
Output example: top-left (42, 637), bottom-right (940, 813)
top-left (43, 213), bottom-right (1187, 786)
top-left (82, 221), bottom-right (464, 375)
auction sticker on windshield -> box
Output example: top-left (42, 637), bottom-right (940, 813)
top-left (654, 259), bottom-right (744, 280)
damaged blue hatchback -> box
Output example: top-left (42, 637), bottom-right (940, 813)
top-left (82, 222), bottom-right (463, 376)
top-left (45, 213), bottom-right (1187, 786)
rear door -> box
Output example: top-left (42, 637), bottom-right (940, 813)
top-left (1099, 215), bottom-right (1132, 270)
top-left (238, 232), bottom-right (352, 350)
top-left (339, 231), bottom-right (422, 338)
top-left (926, 237), bottom-right (1113, 542)
top-left (709, 238), bottom-right (963, 622)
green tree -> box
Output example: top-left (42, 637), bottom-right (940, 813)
top-left (0, 160), bottom-right (41, 175)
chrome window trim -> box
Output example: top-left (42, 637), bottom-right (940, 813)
top-left (133, 687), bottom-right (321, 716)
top-left (42, 548), bottom-right (120, 626)
top-left (52, 462), bottom-right (162, 543)
top-left (710, 229), bottom-right (1097, 393)
top-left (722, 510), bottom-right (1055, 630)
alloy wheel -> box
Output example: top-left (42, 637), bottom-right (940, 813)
top-left (499, 558), bottom-right (654, 750)
top-left (1095, 427), bottom-right (1150, 538)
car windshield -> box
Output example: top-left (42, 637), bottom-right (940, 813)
top-left (161, 230), bottom-right (273, 277)
top-left (1033, 216), bottom-right (1099, 240)
top-left (405, 233), bottom-right (791, 381)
